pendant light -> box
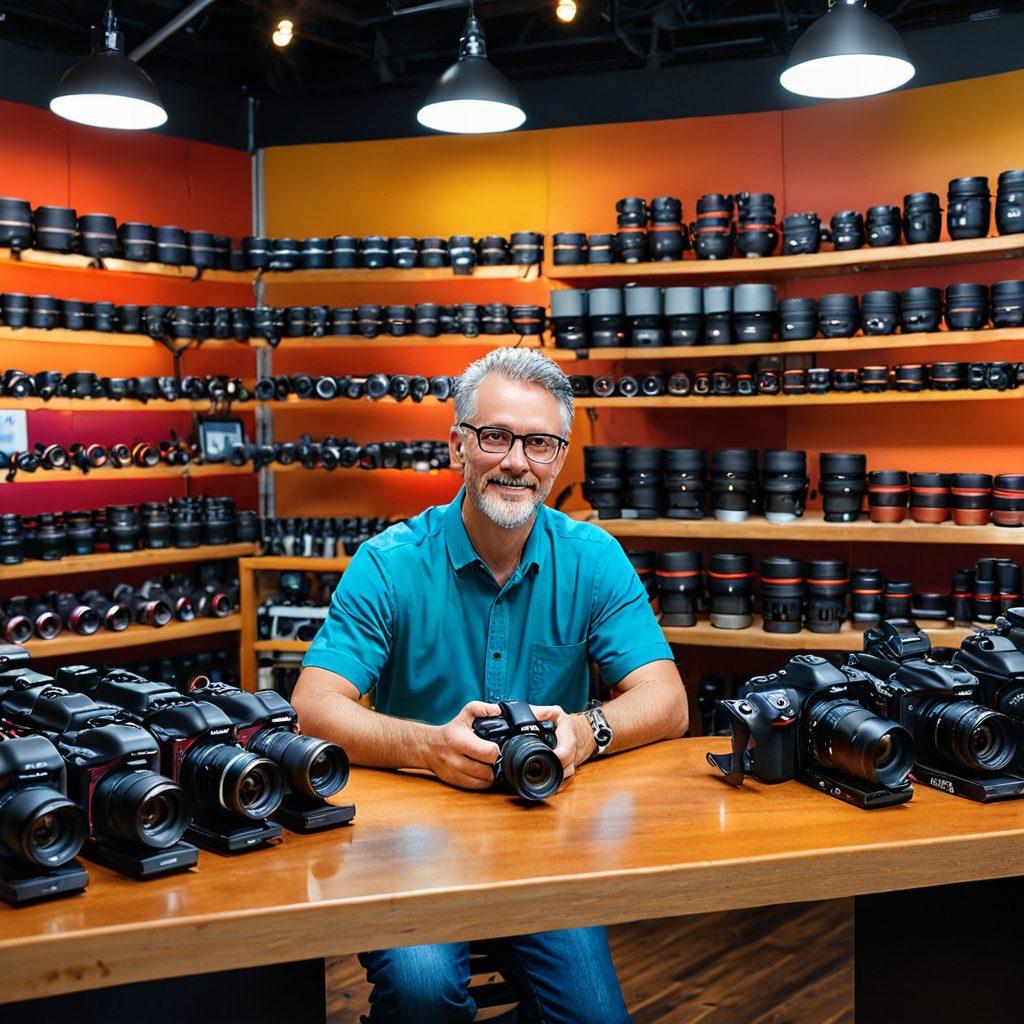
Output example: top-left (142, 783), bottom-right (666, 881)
top-left (417, 4), bottom-right (525, 135)
top-left (780, 0), bottom-right (915, 100)
top-left (51, 3), bottom-right (168, 131)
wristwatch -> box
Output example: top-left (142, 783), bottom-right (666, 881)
top-left (583, 701), bottom-right (613, 757)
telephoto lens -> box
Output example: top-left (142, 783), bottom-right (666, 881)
top-left (692, 194), bottom-right (735, 260)
top-left (951, 472), bottom-right (993, 525)
top-left (991, 280), bottom-right (1024, 327)
top-left (868, 470), bottom-right (909, 523)
top-left (627, 550), bottom-right (657, 601)
top-left (586, 289), bottom-right (624, 347)
top-left (2, 291), bottom-right (30, 328)
top-left (944, 283), bottom-right (989, 330)
top-left (818, 293), bottom-right (860, 338)
top-left (623, 447), bottom-right (663, 519)
top-left (360, 235), bottom-right (389, 269)
top-left (865, 204), bottom-right (901, 247)
top-left (761, 449), bottom-right (808, 522)
top-left (820, 453), bottom-right (867, 522)
top-left (912, 591), bottom-right (950, 622)
top-left (552, 232), bottom-right (587, 265)
top-left (154, 225), bottom-right (188, 266)
top-left (78, 213), bottom-right (118, 258)
top-left (0, 197), bottom-right (33, 251)
top-left (582, 446), bottom-right (624, 519)
top-left (385, 304), bottom-right (414, 337)
top-left (708, 553), bottom-right (753, 629)
top-left (804, 558), bottom-right (848, 633)
top-left (702, 286), bottom-right (733, 344)
top-left (649, 196), bottom-right (687, 261)
top-left (662, 449), bottom-right (706, 519)
top-left (29, 295), bottom-right (59, 330)
top-left (656, 551), bottom-right (703, 626)
top-left (829, 209), bottom-right (864, 251)
top-left (710, 449), bottom-right (758, 522)
top-left (476, 235), bottom-right (508, 266)
top-left (882, 580), bottom-right (913, 620)
top-left (615, 197), bottom-right (649, 264)
top-left (510, 231), bottom-right (543, 266)
top-left (777, 297), bottom-right (816, 341)
top-left (33, 205), bottom-right (77, 252)
top-left (661, 287), bottom-right (701, 345)
top-left (900, 286), bottom-right (943, 333)
top-left (587, 233), bottom-right (614, 264)
top-left (448, 235), bottom-right (475, 270)
top-left (390, 236), bottom-right (419, 269)
top-left (851, 567), bottom-right (884, 622)
top-left (910, 472), bottom-right (950, 523)
top-left (782, 212), bottom-right (823, 255)
top-left (732, 284), bottom-right (777, 342)
top-left (996, 170), bottom-right (1024, 235)
top-left (929, 360), bottom-right (965, 390)
top-left (550, 289), bottom-right (588, 349)
top-left (861, 290), bottom-right (900, 335)
top-left (760, 555), bottom-right (805, 634)
top-left (624, 286), bottom-right (663, 346)
top-left (736, 192), bottom-right (777, 257)
top-left (902, 192), bottom-right (942, 244)
top-left (993, 474), bottom-right (1024, 527)
top-left (947, 176), bottom-right (991, 239)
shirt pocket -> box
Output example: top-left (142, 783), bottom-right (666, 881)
top-left (528, 639), bottom-right (589, 711)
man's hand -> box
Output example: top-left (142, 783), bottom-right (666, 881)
top-left (530, 705), bottom-right (596, 782)
top-left (422, 701), bottom-right (502, 790)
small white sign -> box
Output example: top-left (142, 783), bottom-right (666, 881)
top-left (0, 409), bottom-right (27, 455)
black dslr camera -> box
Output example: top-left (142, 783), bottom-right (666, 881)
top-left (707, 654), bottom-right (915, 809)
top-left (0, 665), bottom-right (195, 877)
top-left (472, 700), bottom-right (563, 802)
top-left (849, 620), bottom-right (1021, 801)
top-left (181, 676), bottom-right (352, 832)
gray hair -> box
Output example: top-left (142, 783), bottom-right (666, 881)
top-left (453, 347), bottom-right (575, 437)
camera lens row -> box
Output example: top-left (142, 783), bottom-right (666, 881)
top-left (0, 565), bottom-right (240, 644)
top-left (1, 439), bottom-right (202, 482)
top-left (0, 370), bottom-right (249, 404)
top-left (568, 360), bottom-right (1023, 400)
top-left (260, 517), bottom-right (392, 559)
top-left (123, 647), bottom-right (238, 692)
top-left (228, 437), bottom-right (450, 473)
top-left (254, 373), bottom-right (455, 403)
top-left (0, 499), bottom-right (255, 567)
top-left (553, 173), bottom-right (1024, 265)
top-left (550, 280), bottom-right (1024, 349)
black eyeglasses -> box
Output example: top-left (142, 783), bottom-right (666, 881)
top-left (458, 422), bottom-right (568, 464)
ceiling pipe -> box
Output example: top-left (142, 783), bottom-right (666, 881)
top-left (129, 0), bottom-right (218, 61)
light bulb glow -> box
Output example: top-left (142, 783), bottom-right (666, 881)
top-left (780, 53), bottom-right (914, 98)
top-left (417, 98), bottom-right (525, 134)
top-left (556, 0), bottom-right (577, 23)
top-left (273, 18), bottom-right (294, 47)
top-left (49, 92), bottom-right (167, 130)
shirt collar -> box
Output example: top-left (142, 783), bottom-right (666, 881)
top-left (444, 487), bottom-right (547, 577)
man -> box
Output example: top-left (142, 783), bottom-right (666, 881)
top-left (293, 347), bottom-right (688, 1023)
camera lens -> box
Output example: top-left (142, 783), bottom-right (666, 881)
top-left (0, 197), bottom-right (32, 251)
top-left (761, 449), bottom-right (807, 523)
top-left (920, 700), bottom-right (1015, 772)
top-left (550, 289), bottom-right (588, 349)
top-left (910, 472), bottom-right (950, 523)
top-left (703, 286), bottom-right (733, 344)
top-left (154, 225), bottom-right (188, 266)
top-left (708, 552), bottom-right (753, 629)
top-left (990, 279), bottom-right (1024, 328)
top-left (502, 733), bottom-right (563, 801)
top-left (777, 297), bottom-right (817, 341)
top-left (624, 286), bottom-right (663, 347)
top-left (2, 292), bottom-right (29, 328)
top-left (247, 729), bottom-right (350, 799)
top-left (736, 192), bottom-right (778, 257)
top-left (829, 210), bottom-right (864, 250)
top-left (29, 294), bottom-right (59, 330)
top-left (693, 193), bottom-right (735, 260)
top-left (804, 558), bottom-right (848, 633)
top-left (808, 700), bottom-right (914, 788)
top-left (623, 447), bottom-right (663, 518)
top-left (929, 360), bottom-right (965, 390)
top-left (951, 568), bottom-right (975, 625)
top-left (510, 231), bottom-right (543, 265)
top-left (710, 449), bottom-right (757, 522)
top-left (947, 176), bottom-right (991, 240)
top-left (0, 514), bottom-right (23, 565)
top-left (782, 211), bottom-right (822, 255)
top-left (820, 453), bottom-right (867, 522)
top-left (912, 591), bottom-right (950, 621)
top-left (882, 579), bottom-right (913, 620)
top-left (587, 288), bottom-right (624, 348)
top-left (951, 473), bottom-right (993, 526)
top-left (656, 550), bottom-right (702, 627)
top-left (327, 235), bottom-right (357, 269)
top-left (92, 769), bottom-right (190, 849)
top-left (996, 170), bottom-right (1024, 235)
top-left (900, 286), bottom-right (943, 333)
top-left (902, 192), bottom-right (942, 244)
top-left (649, 196), bottom-right (687, 261)
top-left (851, 567), bottom-right (884, 622)
top-left (552, 232), bottom-right (587, 265)
top-left (106, 505), bottom-right (140, 552)
top-left (992, 474), bottom-right (1024, 527)
top-left (582, 233), bottom-right (611, 264)
top-left (732, 284), bottom-right (777, 342)
top-left (818, 293), bottom-right (860, 338)
top-left (760, 555), bottom-right (804, 634)
top-left (868, 470), bottom-right (909, 523)
top-left (661, 448), bottom-right (705, 520)
top-left (860, 290), bottom-right (900, 336)
top-left (1, 788), bottom-right (87, 868)
top-left (179, 742), bottom-right (285, 821)
top-left (663, 287), bottom-right (702, 346)
top-left (33, 205), bottom-right (77, 253)
top-left (188, 230), bottom-right (218, 269)
top-left (893, 364), bottom-right (926, 392)
top-left (865, 204), bottom-right (901, 247)
top-left (945, 283), bottom-right (989, 331)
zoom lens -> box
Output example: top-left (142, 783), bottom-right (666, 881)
top-left (919, 700), bottom-right (1016, 772)
top-left (92, 769), bottom-right (190, 849)
top-left (805, 558), bottom-right (848, 634)
top-left (762, 449), bottom-right (807, 523)
top-left (247, 728), bottom-right (350, 800)
top-left (708, 552), bottom-right (753, 629)
top-left (710, 449), bottom-right (757, 522)
top-left (760, 555), bottom-right (804, 634)
top-left (656, 550), bottom-right (702, 627)
top-left (808, 700), bottom-right (914, 788)
top-left (1, 788), bottom-right (87, 868)
top-left (501, 733), bottom-right (563, 801)
top-left (179, 742), bottom-right (284, 821)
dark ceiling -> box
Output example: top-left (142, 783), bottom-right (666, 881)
top-left (2, 0), bottom-right (1020, 102)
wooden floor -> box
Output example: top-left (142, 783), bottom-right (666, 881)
top-left (327, 899), bottom-right (854, 1023)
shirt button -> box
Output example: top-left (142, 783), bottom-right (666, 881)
top-left (492, 652), bottom-right (502, 660)
top-left (496, 598), bottom-right (503, 605)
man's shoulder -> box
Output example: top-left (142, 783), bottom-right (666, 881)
top-left (540, 505), bottom-right (619, 552)
top-left (361, 503), bottom-right (447, 563)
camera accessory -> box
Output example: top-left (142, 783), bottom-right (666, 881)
top-left (782, 368), bottom-right (807, 395)
top-left (623, 447), bottom-right (663, 519)
top-left (510, 231), bottom-right (543, 265)
top-left (859, 365), bottom-right (890, 392)
top-left (851, 567), bottom-right (884, 622)
top-left (951, 473), bottom-right (993, 525)
top-left (650, 196), bottom-right (687, 261)
top-left (782, 211), bottom-right (824, 255)
top-left (992, 474), bottom-right (1024, 527)
top-left (912, 592), bottom-right (950, 622)
top-left (991, 279), bottom-right (1024, 328)
top-left (154, 225), bottom-right (188, 266)
top-left (587, 288), bottom-right (624, 348)
top-left (582, 446), bottom-right (623, 519)
top-left (881, 580), bottom-right (912, 620)
top-left (1, 292), bottom-right (29, 328)
top-left (736, 192), bottom-right (777, 257)
top-left (865, 204), bottom-right (901, 247)
top-left (92, 301), bottom-right (116, 332)
top-left (476, 235), bottom-right (508, 266)
top-left (29, 294), bottom-right (59, 330)
top-left (33, 205), bottom-right (77, 253)
top-left (481, 303), bottom-right (511, 336)
top-left (552, 232), bottom-right (587, 265)
top-left (829, 209), bottom-right (864, 250)
top-left (60, 299), bottom-right (90, 332)
top-left (624, 286), bottom-right (663, 346)
top-left (909, 472), bottom-right (951, 523)
top-left (777, 297), bottom-right (816, 341)
top-left (945, 283), bottom-right (989, 331)
top-left (929, 360), bottom-right (965, 390)
top-left (951, 568), bottom-right (975, 625)
top-left (693, 193), bottom-right (735, 260)
top-left (702, 286), bottom-right (733, 344)
top-left (667, 371), bottom-right (692, 396)
top-left (761, 449), bottom-right (808, 522)
top-left (818, 293), bottom-right (859, 338)
top-left (900, 286), bottom-right (943, 333)
top-left (820, 452), bottom-right (867, 522)
top-left (710, 448), bottom-right (757, 522)
top-left (893, 364), bottom-right (926, 391)
top-left (996, 170), bottom-right (1024, 235)
top-left (834, 367), bottom-right (858, 390)
top-left (388, 236), bottom-right (418, 269)
top-left (187, 230), bottom-right (217, 270)
top-left (615, 197), bottom-right (649, 263)
top-left (586, 233), bottom-right (614, 264)
top-left (0, 197), bottom-right (33, 251)
top-left (550, 289), bottom-right (588, 349)
top-left (733, 284), bottom-right (777, 342)
top-left (708, 552), bottom-right (753, 629)
top-left (0, 515), bottom-right (24, 565)
top-left (902, 192), bottom-right (942, 244)
top-left (327, 234), bottom-right (357, 269)
top-left (947, 176), bottom-right (991, 240)
top-left (805, 367), bottom-right (831, 394)
top-left (663, 287), bottom-right (701, 346)
top-left (447, 234), bottom-right (475, 270)
top-left (861, 290), bottom-right (900, 335)
top-left (804, 558), bottom-right (848, 633)
top-left (511, 305), bottom-right (544, 336)
top-left (760, 555), bottom-right (805, 634)
top-left (661, 448), bottom-right (705, 519)
top-left (867, 470), bottom-right (909, 523)
top-left (656, 551), bottom-right (703, 627)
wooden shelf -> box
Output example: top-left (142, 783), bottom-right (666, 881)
top-left (268, 463), bottom-right (454, 475)
top-left (253, 638), bottom-right (313, 652)
top-left (262, 264), bottom-right (540, 286)
top-left (6, 396), bottom-right (217, 412)
top-left (253, 334), bottom-right (542, 351)
top-left (264, 395), bottom-right (449, 410)
top-left (574, 389), bottom-right (1024, 409)
top-left (0, 326), bottom-right (160, 349)
top-left (661, 616), bottom-right (971, 650)
top-left (0, 248), bottom-right (250, 283)
top-left (544, 234), bottom-right (1024, 283)
top-left (241, 555), bottom-right (352, 571)
top-left (550, 327), bottom-right (1024, 362)
top-left (22, 614), bottom-right (242, 658)
top-left (592, 511), bottom-right (1024, 545)
top-left (2, 463), bottom-right (254, 484)
top-left (2, 543), bottom-right (259, 581)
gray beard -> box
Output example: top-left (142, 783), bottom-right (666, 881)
top-left (471, 479), bottom-right (545, 529)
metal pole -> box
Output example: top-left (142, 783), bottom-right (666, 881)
top-left (129, 0), bottom-right (218, 61)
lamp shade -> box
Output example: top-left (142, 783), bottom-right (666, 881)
top-left (780, 1), bottom-right (914, 100)
top-left (417, 14), bottom-right (525, 134)
top-left (50, 6), bottom-right (167, 130)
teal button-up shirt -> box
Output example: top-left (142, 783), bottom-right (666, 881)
top-left (302, 487), bottom-right (674, 726)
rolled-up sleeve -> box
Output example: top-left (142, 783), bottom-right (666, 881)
top-left (587, 538), bottom-right (674, 685)
top-left (301, 545), bottom-right (394, 694)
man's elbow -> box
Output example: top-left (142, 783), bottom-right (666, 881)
top-left (665, 678), bottom-right (689, 738)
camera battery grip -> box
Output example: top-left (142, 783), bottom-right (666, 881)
top-left (0, 858), bottom-right (89, 905)
top-left (274, 794), bottom-right (355, 834)
top-left (83, 839), bottom-right (199, 879)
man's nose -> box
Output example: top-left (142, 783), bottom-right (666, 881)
top-left (500, 439), bottom-right (531, 473)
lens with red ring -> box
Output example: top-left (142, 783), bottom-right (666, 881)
top-left (868, 470), bottom-right (909, 523)
top-left (760, 556), bottom-right (804, 634)
top-left (851, 567), bottom-right (884, 623)
top-left (804, 559), bottom-right (848, 634)
top-left (882, 580), bottom-right (913, 620)
top-left (708, 552), bottom-right (753, 629)
top-left (910, 472), bottom-right (951, 523)
top-left (993, 474), bottom-right (1024, 527)
top-left (656, 550), bottom-right (703, 627)
top-left (951, 473), bottom-right (992, 525)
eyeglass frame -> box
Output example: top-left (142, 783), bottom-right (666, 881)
top-left (457, 422), bottom-right (569, 464)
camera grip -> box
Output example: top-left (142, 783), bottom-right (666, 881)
top-left (706, 705), bottom-right (752, 786)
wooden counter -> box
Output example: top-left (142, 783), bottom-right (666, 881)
top-left (3, 737), bottom-right (1024, 1004)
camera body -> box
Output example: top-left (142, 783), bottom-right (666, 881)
top-left (707, 654), bottom-right (914, 808)
top-left (472, 700), bottom-right (563, 801)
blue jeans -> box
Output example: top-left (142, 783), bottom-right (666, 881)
top-left (358, 927), bottom-right (632, 1024)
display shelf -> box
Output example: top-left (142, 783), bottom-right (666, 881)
top-left (0, 326), bottom-right (160, 349)
top-left (251, 334), bottom-right (542, 351)
top-left (0, 248), bottom-right (250, 283)
top-left (22, 614), bottom-right (242, 658)
top-left (253, 638), bottom-right (314, 652)
top-left (573, 389), bottom-right (1024, 409)
top-left (1, 543), bottom-right (259, 581)
top-left (261, 264), bottom-right (540, 286)
top-left (548, 326), bottom-right (1024, 362)
top-left (268, 463), bottom-right (455, 475)
top-left (263, 394), bottom-right (449, 410)
top-left (241, 555), bottom-right (352, 571)
top-left (661, 617), bottom-right (971, 650)
top-left (591, 511), bottom-right (1024, 545)
top-left (1, 463), bottom-right (254, 484)
top-left (5, 396), bottom-right (226, 412)
top-left (543, 234), bottom-right (1024, 283)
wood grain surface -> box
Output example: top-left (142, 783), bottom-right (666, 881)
top-left (2, 738), bottom-right (1022, 1004)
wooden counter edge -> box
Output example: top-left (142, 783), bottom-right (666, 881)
top-left (3, 827), bottom-right (1024, 1004)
